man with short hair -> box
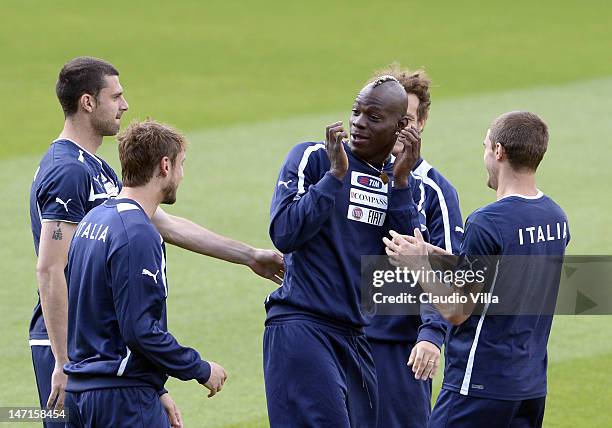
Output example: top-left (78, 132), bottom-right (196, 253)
top-left (264, 76), bottom-right (422, 427)
top-left (64, 120), bottom-right (226, 428)
top-left (29, 57), bottom-right (283, 422)
top-left (385, 111), bottom-right (569, 428)
top-left (365, 65), bottom-right (463, 428)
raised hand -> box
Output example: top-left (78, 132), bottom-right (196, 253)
top-left (392, 126), bottom-right (421, 188)
top-left (325, 121), bottom-right (349, 180)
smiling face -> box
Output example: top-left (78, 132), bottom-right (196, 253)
top-left (90, 75), bottom-right (129, 137)
top-left (349, 82), bottom-right (408, 165)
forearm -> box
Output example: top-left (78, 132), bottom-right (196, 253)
top-left (123, 321), bottom-right (211, 383)
top-left (387, 186), bottom-right (420, 235)
top-left (155, 211), bottom-right (255, 266)
top-left (417, 303), bottom-right (448, 348)
top-left (37, 266), bottom-right (68, 364)
top-left (418, 261), bottom-right (482, 325)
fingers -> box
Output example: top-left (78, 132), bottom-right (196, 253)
top-left (168, 404), bottom-right (180, 428)
top-left (407, 345), bottom-right (417, 367)
top-left (382, 236), bottom-right (401, 253)
top-left (429, 357), bottom-right (441, 379)
top-left (411, 343), bottom-right (441, 381)
top-left (412, 347), bottom-right (426, 379)
top-left (325, 122), bottom-right (346, 146)
top-left (56, 388), bottom-right (65, 412)
top-left (325, 121), bottom-right (342, 140)
top-left (390, 230), bottom-right (418, 245)
top-left (175, 406), bottom-right (183, 428)
top-left (46, 387), bottom-right (58, 410)
top-left (272, 274), bottom-right (283, 285)
top-left (396, 127), bottom-right (421, 160)
top-left (209, 368), bottom-right (228, 398)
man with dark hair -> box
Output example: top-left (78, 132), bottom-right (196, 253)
top-left (264, 77), bottom-right (422, 427)
top-left (365, 65), bottom-right (464, 428)
top-left (385, 111), bottom-right (569, 428)
top-left (29, 57), bottom-right (284, 424)
top-left (64, 120), bottom-right (226, 428)
top-left (55, 57), bottom-right (120, 117)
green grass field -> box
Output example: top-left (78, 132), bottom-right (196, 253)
top-left (1, 1), bottom-right (611, 427)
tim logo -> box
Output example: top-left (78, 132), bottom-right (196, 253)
top-left (351, 171), bottom-right (388, 193)
top-left (352, 207), bottom-right (363, 220)
top-left (358, 175), bottom-right (381, 189)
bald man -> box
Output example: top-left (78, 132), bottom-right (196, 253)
top-left (264, 77), bottom-right (422, 427)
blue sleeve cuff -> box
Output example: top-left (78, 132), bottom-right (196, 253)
top-left (196, 360), bottom-right (212, 385)
top-left (315, 172), bottom-right (344, 197)
top-left (157, 388), bottom-right (168, 397)
top-left (388, 185), bottom-right (413, 207)
top-left (417, 326), bottom-right (445, 349)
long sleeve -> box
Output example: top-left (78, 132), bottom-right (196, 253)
top-left (110, 225), bottom-right (211, 384)
top-left (386, 184), bottom-right (421, 236)
top-left (269, 143), bottom-right (343, 253)
top-left (425, 182), bottom-right (463, 253)
top-left (417, 175), bottom-right (464, 347)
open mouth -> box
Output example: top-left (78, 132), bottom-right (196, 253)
top-left (350, 132), bottom-right (369, 144)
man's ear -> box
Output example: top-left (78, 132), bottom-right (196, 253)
top-left (418, 118), bottom-right (427, 133)
top-left (495, 143), bottom-right (505, 161)
top-left (79, 94), bottom-right (96, 113)
top-left (158, 156), bottom-right (171, 178)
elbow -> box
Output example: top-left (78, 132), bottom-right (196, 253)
top-left (269, 225), bottom-right (294, 254)
top-left (122, 326), bottom-right (143, 351)
top-left (36, 263), bottom-right (61, 293)
top-left (270, 236), bottom-right (293, 254)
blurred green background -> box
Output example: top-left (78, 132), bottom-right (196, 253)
top-left (1, 1), bottom-right (611, 426)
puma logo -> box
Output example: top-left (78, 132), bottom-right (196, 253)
top-left (55, 197), bottom-right (72, 212)
top-left (277, 180), bottom-right (292, 189)
top-left (142, 269), bottom-right (160, 284)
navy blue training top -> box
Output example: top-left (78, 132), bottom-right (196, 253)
top-left (64, 198), bottom-right (210, 393)
top-left (442, 192), bottom-right (569, 400)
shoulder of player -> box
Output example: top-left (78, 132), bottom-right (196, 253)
top-left (411, 158), bottom-right (460, 205)
top-left (538, 194), bottom-right (569, 220)
top-left (413, 159), bottom-right (456, 189)
top-left (465, 203), bottom-right (499, 228)
top-left (283, 141), bottom-right (328, 176)
top-left (38, 158), bottom-right (92, 184)
top-left (286, 141), bottom-right (326, 160)
top-left (114, 205), bottom-right (160, 244)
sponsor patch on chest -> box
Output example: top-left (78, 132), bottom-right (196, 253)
top-left (351, 171), bottom-right (388, 193)
top-left (347, 204), bottom-right (386, 226)
top-left (349, 188), bottom-right (388, 209)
